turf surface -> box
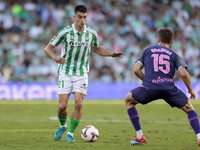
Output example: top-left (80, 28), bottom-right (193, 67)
top-left (0, 100), bottom-right (200, 150)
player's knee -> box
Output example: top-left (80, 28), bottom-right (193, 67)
top-left (124, 93), bottom-right (131, 103)
top-left (124, 97), bottom-right (131, 105)
top-left (182, 102), bottom-right (194, 113)
top-left (75, 100), bottom-right (83, 109)
top-left (58, 104), bottom-right (66, 111)
top-left (124, 96), bottom-right (137, 106)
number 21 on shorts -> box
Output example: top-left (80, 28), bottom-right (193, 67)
top-left (58, 80), bottom-right (64, 88)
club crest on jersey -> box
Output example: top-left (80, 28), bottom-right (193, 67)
top-left (70, 35), bottom-right (74, 39)
top-left (85, 36), bottom-right (89, 40)
top-left (69, 41), bottom-right (88, 46)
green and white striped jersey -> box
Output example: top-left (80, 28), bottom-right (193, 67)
top-left (50, 23), bottom-right (99, 76)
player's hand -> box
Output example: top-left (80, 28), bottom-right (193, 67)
top-left (188, 89), bottom-right (196, 99)
top-left (53, 56), bottom-right (67, 64)
top-left (111, 52), bottom-right (125, 59)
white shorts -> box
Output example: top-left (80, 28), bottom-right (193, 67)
top-left (58, 75), bottom-right (88, 95)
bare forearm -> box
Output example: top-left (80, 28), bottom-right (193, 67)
top-left (133, 62), bottom-right (144, 81)
top-left (93, 46), bottom-right (112, 57)
top-left (44, 46), bottom-right (56, 59)
top-left (135, 70), bottom-right (145, 81)
top-left (181, 72), bottom-right (193, 92)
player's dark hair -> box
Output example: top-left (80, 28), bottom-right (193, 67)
top-left (157, 28), bottom-right (174, 44)
top-left (75, 5), bottom-right (87, 13)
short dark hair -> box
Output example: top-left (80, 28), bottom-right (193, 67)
top-left (75, 5), bottom-right (87, 13)
top-left (157, 28), bottom-right (174, 44)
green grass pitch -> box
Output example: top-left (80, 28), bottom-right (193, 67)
top-left (1, 100), bottom-right (200, 150)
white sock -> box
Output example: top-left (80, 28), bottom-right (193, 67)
top-left (61, 124), bottom-right (67, 128)
top-left (136, 129), bottom-right (143, 139)
top-left (67, 131), bottom-right (74, 137)
top-left (197, 133), bottom-right (200, 141)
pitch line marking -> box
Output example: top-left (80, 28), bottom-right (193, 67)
top-left (49, 117), bottom-right (189, 124)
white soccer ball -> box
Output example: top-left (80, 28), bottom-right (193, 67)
top-left (81, 125), bottom-right (99, 142)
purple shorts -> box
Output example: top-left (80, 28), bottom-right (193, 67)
top-left (130, 85), bottom-right (188, 108)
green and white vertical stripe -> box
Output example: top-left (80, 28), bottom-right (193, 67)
top-left (80, 30), bottom-right (89, 76)
top-left (49, 24), bottom-right (99, 76)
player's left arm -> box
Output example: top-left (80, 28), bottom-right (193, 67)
top-left (133, 62), bottom-right (144, 80)
top-left (92, 46), bottom-right (124, 59)
top-left (176, 54), bottom-right (195, 99)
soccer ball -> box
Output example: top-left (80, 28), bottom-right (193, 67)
top-left (81, 125), bottom-right (99, 142)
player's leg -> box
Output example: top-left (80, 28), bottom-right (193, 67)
top-left (125, 92), bottom-right (143, 137)
top-left (54, 94), bottom-right (70, 140)
top-left (164, 87), bottom-right (200, 146)
top-left (181, 100), bottom-right (200, 146)
top-left (57, 94), bottom-right (70, 125)
top-left (124, 91), bottom-right (146, 145)
top-left (66, 75), bottom-right (88, 142)
top-left (54, 75), bottom-right (72, 140)
top-left (66, 92), bottom-right (85, 142)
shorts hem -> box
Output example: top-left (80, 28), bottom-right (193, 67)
top-left (58, 91), bottom-right (72, 95)
top-left (72, 89), bottom-right (87, 96)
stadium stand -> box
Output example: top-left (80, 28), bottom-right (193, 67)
top-left (0, 0), bottom-right (199, 83)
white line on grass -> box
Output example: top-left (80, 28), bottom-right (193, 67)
top-left (49, 117), bottom-right (189, 124)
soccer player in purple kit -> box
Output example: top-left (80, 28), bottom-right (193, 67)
top-left (124, 28), bottom-right (200, 146)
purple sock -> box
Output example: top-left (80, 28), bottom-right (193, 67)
top-left (187, 110), bottom-right (200, 134)
top-left (127, 107), bottom-right (141, 131)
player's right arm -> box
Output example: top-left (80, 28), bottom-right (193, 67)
top-left (44, 43), bottom-right (66, 64)
top-left (44, 28), bottom-right (68, 64)
top-left (179, 67), bottom-right (195, 99)
top-left (134, 49), bottom-right (145, 81)
top-left (133, 62), bottom-right (144, 81)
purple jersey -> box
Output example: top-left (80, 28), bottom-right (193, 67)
top-left (136, 45), bottom-right (187, 90)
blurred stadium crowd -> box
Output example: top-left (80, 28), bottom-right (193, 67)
top-left (0, 0), bottom-right (200, 83)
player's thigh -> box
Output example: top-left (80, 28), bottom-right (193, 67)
top-left (74, 92), bottom-right (85, 101)
top-left (74, 92), bottom-right (85, 108)
top-left (131, 87), bottom-right (158, 105)
top-left (58, 94), bottom-right (71, 107)
top-left (72, 75), bottom-right (88, 96)
top-left (164, 87), bottom-right (188, 109)
top-left (58, 75), bottom-right (73, 95)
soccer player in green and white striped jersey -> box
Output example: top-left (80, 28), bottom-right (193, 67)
top-left (44, 5), bottom-right (124, 142)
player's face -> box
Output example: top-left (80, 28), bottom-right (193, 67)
top-left (74, 11), bottom-right (87, 28)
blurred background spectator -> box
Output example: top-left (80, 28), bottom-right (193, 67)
top-left (0, 0), bottom-right (200, 83)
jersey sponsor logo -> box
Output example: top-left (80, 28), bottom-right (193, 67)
top-left (69, 41), bottom-right (89, 46)
top-left (152, 76), bottom-right (173, 83)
